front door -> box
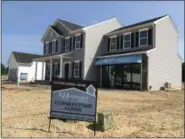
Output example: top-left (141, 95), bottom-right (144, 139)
top-left (64, 63), bottom-right (69, 79)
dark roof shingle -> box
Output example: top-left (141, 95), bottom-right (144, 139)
top-left (58, 19), bottom-right (83, 31)
top-left (12, 51), bottom-right (42, 63)
top-left (108, 15), bottom-right (167, 34)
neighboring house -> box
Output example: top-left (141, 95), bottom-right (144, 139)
top-left (34, 14), bottom-right (182, 90)
top-left (7, 52), bottom-right (45, 82)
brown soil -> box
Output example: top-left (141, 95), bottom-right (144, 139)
top-left (2, 84), bottom-right (184, 137)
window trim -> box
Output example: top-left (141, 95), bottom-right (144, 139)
top-left (73, 61), bottom-right (80, 78)
top-left (75, 34), bottom-right (81, 49)
top-left (139, 28), bottom-right (148, 47)
top-left (65, 37), bottom-right (70, 52)
top-left (110, 35), bottom-right (117, 51)
top-left (123, 32), bottom-right (131, 49)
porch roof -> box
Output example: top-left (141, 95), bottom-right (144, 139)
top-left (32, 52), bottom-right (72, 62)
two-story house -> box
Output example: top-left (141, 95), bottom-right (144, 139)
top-left (34, 15), bottom-right (182, 90)
top-left (95, 15), bottom-right (182, 90)
top-left (33, 17), bottom-right (121, 83)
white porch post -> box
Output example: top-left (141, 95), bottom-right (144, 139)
top-left (59, 56), bottom-right (63, 78)
top-left (35, 62), bottom-right (38, 80)
top-left (140, 63), bottom-right (143, 91)
top-left (49, 59), bottom-right (53, 81)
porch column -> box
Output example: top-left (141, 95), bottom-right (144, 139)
top-left (41, 62), bottom-right (44, 80)
top-left (49, 59), bottom-right (53, 81)
top-left (43, 62), bottom-right (46, 80)
top-left (140, 63), bottom-right (143, 91)
top-left (35, 62), bottom-right (38, 80)
top-left (59, 56), bottom-right (63, 78)
top-left (100, 65), bottom-right (102, 87)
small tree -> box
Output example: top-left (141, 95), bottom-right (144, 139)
top-left (1, 63), bottom-right (6, 75)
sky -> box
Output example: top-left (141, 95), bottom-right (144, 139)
top-left (2, 1), bottom-right (184, 66)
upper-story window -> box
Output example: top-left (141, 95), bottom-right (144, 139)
top-left (74, 61), bottom-right (80, 78)
top-left (52, 40), bottom-right (56, 53)
top-left (65, 37), bottom-right (70, 52)
top-left (123, 32), bottom-right (131, 49)
top-left (75, 34), bottom-right (81, 49)
top-left (110, 36), bottom-right (117, 51)
top-left (139, 28), bottom-right (148, 46)
top-left (45, 41), bottom-right (49, 54)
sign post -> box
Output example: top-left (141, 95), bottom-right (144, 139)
top-left (48, 77), bottom-right (98, 135)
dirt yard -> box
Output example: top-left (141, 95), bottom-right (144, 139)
top-left (2, 84), bottom-right (184, 137)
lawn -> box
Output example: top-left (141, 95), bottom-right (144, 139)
top-left (1, 84), bottom-right (184, 137)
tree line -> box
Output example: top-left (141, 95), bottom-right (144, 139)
top-left (1, 63), bottom-right (9, 75)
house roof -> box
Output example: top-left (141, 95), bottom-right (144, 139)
top-left (57, 19), bottom-right (83, 31)
top-left (12, 51), bottom-right (42, 64)
top-left (50, 25), bottom-right (63, 35)
top-left (108, 15), bottom-right (167, 34)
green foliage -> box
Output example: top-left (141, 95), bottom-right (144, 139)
top-left (1, 63), bottom-right (8, 75)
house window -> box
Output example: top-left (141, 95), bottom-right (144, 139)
top-left (123, 33), bottom-right (131, 49)
top-left (46, 42), bottom-right (49, 54)
top-left (75, 34), bottom-right (81, 49)
top-left (65, 37), bottom-right (70, 52)
top-left (74, 61), bottom-right (80, 77)
top-left (110, 36), bottom-right (117, 51)
top-left (52, 40), bottom-right (56, 53)
top-left (139, 29), bottom-right (148, 46)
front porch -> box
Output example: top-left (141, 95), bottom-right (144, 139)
top-left (33, 52), bottom-right (73, 83)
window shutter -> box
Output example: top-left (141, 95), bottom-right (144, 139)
top-left (43, 43), bottom-right (46, 55)
top-left (49, 42), bottom-right (52, 53)
top-left (63, 39), bottom-right (65, 52)
top-left (120, 35), bottom-right (123, 49)
top-left (72, 62), bottom-right (74, 78)
top-left (70, 37), bottom-right (72, 50)
top-left (117, 36), bottom-right (119, 50)
top-left (108, 38), bottom-right (110, 51)
top-left (79, 61), bottom-right (82, 79)
top-left (148, 28), bottom-right (153, 45)
top-left (73, 37), bottom-right (76, 49)
top-left (56, 40), bottom-right (58, 53)
top-left (131, 32), bottom-right (135, 48)
top-left (135, 32), bottom-right (139, 47)
top-left (80, 34), bottom-right (83, 48)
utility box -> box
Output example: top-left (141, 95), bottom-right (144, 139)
top-left (97, 111), bottom-right (114, 132)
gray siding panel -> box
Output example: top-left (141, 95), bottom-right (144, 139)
top-left (148, 17), bottom-right (182, 90)
top-left (84, 18), bottom-right (122, 81)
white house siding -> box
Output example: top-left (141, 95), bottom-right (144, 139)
top-left (31, 61), bottom-right (46, 81)
top-left (147, 16), bottom-right (182, 90)
top-left (8, 53), bottom-right (18, 81)
top-left (84, 18), bottom-right (122, 81)
top-left (17, 62), bottom-right (45, 82)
